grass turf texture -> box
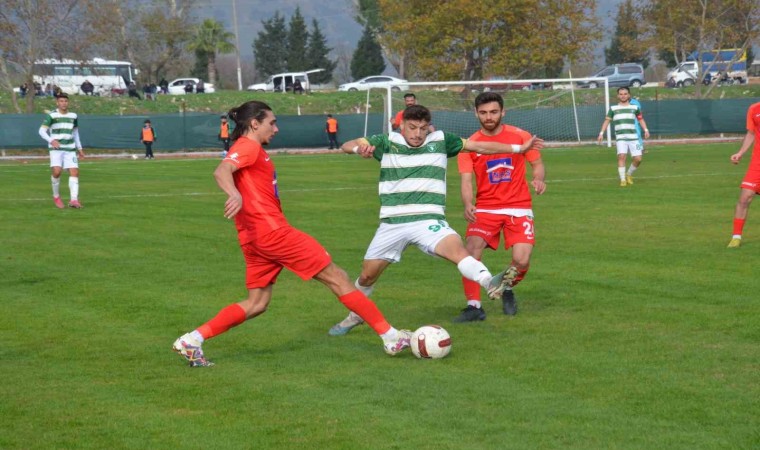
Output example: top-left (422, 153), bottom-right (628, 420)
top-left (0, 143), bottom-right (758, 449)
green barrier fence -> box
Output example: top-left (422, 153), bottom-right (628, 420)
top-left (2, 98), bottom-right (757, 150)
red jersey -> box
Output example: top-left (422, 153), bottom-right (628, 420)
top-left (223, 136), bottom-right (289, 244)
top-left (746, 102), bottom-right (760, 171)
top-left (458, 124), bottom-right (541, 210)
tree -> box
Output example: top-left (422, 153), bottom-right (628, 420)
top-left (642, 0), bottom-right (760, 98)
top-left (375, 0), bottom-right (601, 81)
top-left (351, 24), bottom-right (385, 80)
top-left (188, 18), bottom-right (235, 86)
top-left (286, 7), bottom-right (309, 71)
top-left (605, 0), bottom-right (649, 68)
top-left (352, 0), bottom-right (407, 77)
top-left (253, 12), bottom-right (287, 79)
top-left (0, 0), bottom-right (101, 113)
top-left (306, 19), bottom-right (337, 84)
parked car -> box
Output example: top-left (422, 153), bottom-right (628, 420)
top-left (481, 77), bottom-right (553, 92)
top-left (338, 75), bottom-right (409, 92)
top-left (167, 78), bottom-right (216, 95)
top-left (246, 70), bottom-right (324, 93)
top-left (577, 63), bottom-right (646, 88)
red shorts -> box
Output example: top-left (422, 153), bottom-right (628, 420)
top-left (465, 212), bottom-right (535, 250)
top-left (240, 226), bottom-right (332, 289)
top-left (741, 167), bottom-right (760, 193)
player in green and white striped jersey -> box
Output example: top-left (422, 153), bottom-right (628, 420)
top-left (38, 93), bottom-right (86, 208)
top-left (598, 87), bottom-right (650, 187)
top-left (328, 104), bottom-right (543, 336)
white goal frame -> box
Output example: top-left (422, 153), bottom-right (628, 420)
top-left (375, 77), bottom-right (612, 146)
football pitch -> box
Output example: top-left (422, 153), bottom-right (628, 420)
top-left (1, 143), bottom-right (757, 449)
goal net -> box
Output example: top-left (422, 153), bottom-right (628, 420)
top-left (366, 78), bottom-right (611, 145)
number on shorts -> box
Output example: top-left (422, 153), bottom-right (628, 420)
top-left (523, 220), bottom-right (534, 239)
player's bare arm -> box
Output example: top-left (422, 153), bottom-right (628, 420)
top-left (341, 138), bottom-right (375, 158)
top-left (638, 118), bottom-right (651, 139)
top-left (463, 135), bottom-right (543, 154)
top-left (460, 172), bottom-right (477, 223)
top-left (530, 159), bottom-right (546, 195)
top-left (731, 131), bottom-right (755, 164)
top-left (213, 161), bottom-right (243, 219)
top-left (598, 118), bottom-right (612, 143)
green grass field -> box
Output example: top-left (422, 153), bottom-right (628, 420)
top-left (1, 143), bottom-right (758, 449)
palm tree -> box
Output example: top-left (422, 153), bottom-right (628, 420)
top-left (188, 19), bottom-right (235, 86)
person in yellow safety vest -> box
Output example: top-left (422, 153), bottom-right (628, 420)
top-left (219, 115), bottom-right (231, 157)
top-left (140, 119), bottom-right (156, 159)
top-left (326, 114), bottom-right (339, 150)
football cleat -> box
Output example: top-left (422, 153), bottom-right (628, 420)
top-left (173, 333), bottom-right (214, 367)
top-left (53, 196), bottom-right (64, 209)
top-left (626, 175), bottom-right (634, 185)
top-left (727, 238), bottom-right (742, 248)
top-left (502, 289), bottom-right (518, 316)
top-left (620, 180), bottom-right (627, 187)
top-left (68, 200), bottom-right (83, 209)
top-left (327, 312), bottom-right (364, 336)
top-left (487, 266), bottom-right (519, 300)
top-left (383, 329), bottom-right (412, 356)
top-left (453, 305), bottom-right (486, 322)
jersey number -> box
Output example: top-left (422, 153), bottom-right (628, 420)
top-left (523, 221), bottom-right (534, 239)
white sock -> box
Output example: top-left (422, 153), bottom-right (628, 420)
top-left (732, 235), bottom-right (742, 239)
top-left (380, 327), bottom-right (399, 341)
top-left (457, 256), bottom-right (492, 288)
top-left (354, 278), bottom-right (374, 297)
top-left (618, 167), bottom-right (626, 180)
top-left (340, 311), bottom-right (364, 327)
top-left (627, 165), bottom-right (638, 176)
top-left (190, 330), bottom-right (204, 343)
top-left (69, 176), bottom-right (79, 201)
top-left (467, 300), bottom-right (482, 309)
top-left (51, 176), bottom-right (61, 197)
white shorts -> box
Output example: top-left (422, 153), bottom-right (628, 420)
top-left (616, 141), bottom-right (643, 157)
top-left (49, 150), bottom-right (79, 169)
top-left (364, 219), bottom-right (459, 263)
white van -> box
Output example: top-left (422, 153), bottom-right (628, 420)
top-left (246, 69), bottom-right (324, 93)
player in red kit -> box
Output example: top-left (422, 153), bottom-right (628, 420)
top-left (727, 102), bottom-right (760, 248)
top-left (454, 92), bottom-right (546, 321)
top-left (172, 101), bottom-right (411, 367)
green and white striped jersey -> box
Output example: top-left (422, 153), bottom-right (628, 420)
top-left (41, 110), bottom-right (79, 151)
top-left (364, 131), bottom-right (465, 224)
top-left (606, 104), bottom-right (641, 141)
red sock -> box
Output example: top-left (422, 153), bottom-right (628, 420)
top-left (511, 264), bottom-right (530, 288)
top-left (733, 218), bottom-right (746, 236)
top-left (197, 303), bottom-right (247, 340)
top-left (338, 290), bottom-right (390, 335)
top-left (462, 276), bottom-right (481, 301)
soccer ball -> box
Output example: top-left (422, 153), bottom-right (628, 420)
top-left (410, 325), bottom-right (451, 359)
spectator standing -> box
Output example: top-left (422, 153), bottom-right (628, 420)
top-left (293, 79), bottom-right (304, 94)
top-left (19, 83), bottom-right (28, 98)
top-left (81, 80), bottom-right (94, 96)
top-left (128, 82), bottom-right (142, 100)
top-left (219, 115), bottom-right (231, 157)
top-left (184, 81), bottom-right (193, 94)
top-left (326, 114), bottom-right (339, 149)
top-left (727, 102), bottom-right (760, 248)
top-left (140, 119), bottom-right (157, 159)
top-left (38, 93), bottom-right (85, 209)
top-left (196, 79), bottom-right (205, 94)
top-left (159, 77), bottom-right (169, 94)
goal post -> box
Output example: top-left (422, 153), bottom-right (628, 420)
top-left (367, 78), bottom-right (611, 146)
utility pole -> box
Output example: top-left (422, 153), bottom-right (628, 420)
top-left (231, 0), bottom-right (243, 90)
